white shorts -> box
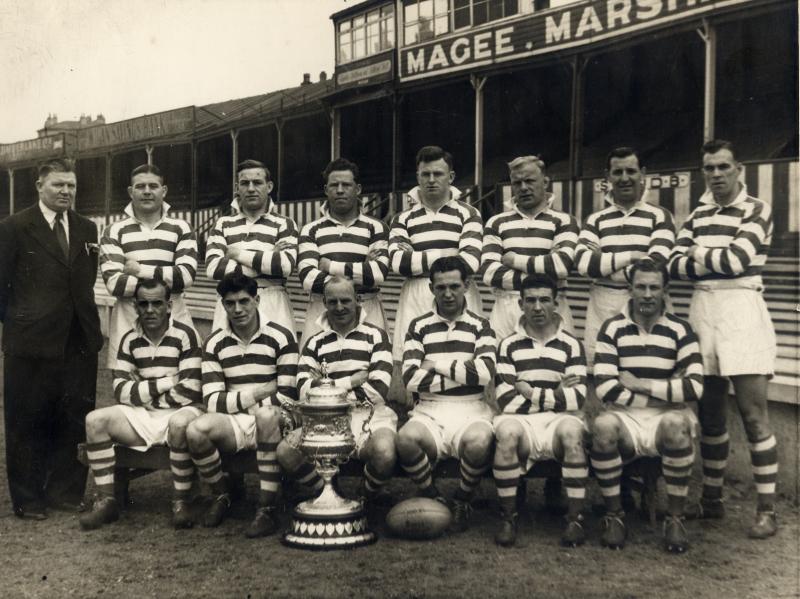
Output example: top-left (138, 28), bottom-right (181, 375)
top-left (608, 406), bottom-right (699, 458)
top-left (300, 292), bottom-right (389, 350)
top-left (392, 277), bottom-right (484, 361)
top-left (212, 285), bottom-right (297, 340)
top-left (117, 404), bottom-right (203, 450)
top-left (688, 286), bottom-right (776, 376)
top-left (583, 284), bottom-right (672, 367)
top-left (221, 408), bottom-right (295, 453)
top-left (351, 404), bottom-right (398, 453)
top-left (107, 294), bottom-right (194, 367)
top-left (493, 412), bottom-right (586, 471)
top-left (406, 399), bottom-right (494, 462)
top-left (489, 289), bottom-right (575, 342)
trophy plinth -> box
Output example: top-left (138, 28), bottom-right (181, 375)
top-left (282, 362), bottom-right (376, 549)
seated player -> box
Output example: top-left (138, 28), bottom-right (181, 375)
top-left (396, 256), bottom-right (497, 532)
top-left (493, 275), bottom-right (588, 547)
top-left (591, 259), bottom-right (703, 553)
top-left (277, 276), bottom-right (396, 504)
top-left (80, 279), bottom-right (203, 530)
top-left (186, 273), bottom-right (298, 538)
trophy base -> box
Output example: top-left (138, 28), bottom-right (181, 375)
top-left (283, 495), bottom-right (377, 550)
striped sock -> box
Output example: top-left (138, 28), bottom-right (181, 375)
top-left (455, 458), bottom-right (488, 501)
top-left (662, 445), bottom-right (694, 516)
top-left (562, 460), bottom-right (589, 518)
top-left (590, 449), bottom-right (623, 513)
top-left (169, 447), bottom-right (194, 500)
top-left (700, 431), bottom-right (729, 501)
top-left (493, 462), bottom-right (523, 516)
top-left (400, 449), bottom-right (433, 491)
top-left (86, 440), bottom-right (115, 497)
top-left (749, 435), bottom-right (778, 512)
top-left (191, 445), bottom-right (224, 487)
top-left (257, 442), bottom-right (280, 506)
top-left (363, 463), bottom-right (390, 494)
top-left (292, 461), bottom-right (324, 494)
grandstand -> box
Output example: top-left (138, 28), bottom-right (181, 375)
top-left (1, 0), bottom-right (797, 494)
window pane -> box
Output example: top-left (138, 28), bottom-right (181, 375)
top-left (434, 0), bottom-right (449, 16)
top-left (382, 5), bottom-right (395, 18)
top-left (339, 40), bottom-right (350, 63)
top-left (454, 0), bottom-right (470, 9)
top-left (367, 9), bottom-right (379, 22)
top-left (454, 6), bottom-right (470, 29)
top-left (505, 0), bottom-right (519, 16)
top-left (489, 0), bottom-right (504, 20)
top-left (405, 23), bottom-right (420, 44)
top-left (339, 20), bottom-right (351, 33)
top-left (474, 2), bottom-right (489, 25)
top-left (434, 15), bottom-right (449, 35)
top-left (404, 1), bottom-right (418, 23)
top-left (354, 15), bottom-right (364, 27)
top-left (418, 18), bottom-right (435, 41)
top-left (419, 0), bottom-right (433, 19)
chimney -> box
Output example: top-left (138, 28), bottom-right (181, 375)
top-left (96, 113), bottom-right (106, 124)
top-left (301, 73), bottom-right (311, 86)
top-left (319, 71), bottom-right (327, 82)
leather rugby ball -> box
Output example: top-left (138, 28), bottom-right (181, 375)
top-left (386, 497), bottom-right (452, 540)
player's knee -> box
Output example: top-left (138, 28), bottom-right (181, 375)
top-left (590, 413), bottom-right (619, 451)
top-left (460, 427), bottom-right (494, 463)
top-left (740, 408), bottom-right (771, 442)
top-left (276, 438), bottom-right (303, 470)
top-left (494, 422), bottom-right (522, 452)
top-left (395, 425), bottom-right (424, 456)
top-left (186, 417), bottom-right (211, 448)
top-left (167, 411), bottom-right (196, 446)
top-left (558, 424), bottom-right (586, 457)
top-left (85, 409), bottom-right (109, 438)
top-left (658, 412), bottom-right (692, 449)
top-left (368, 433), bottom-right (397, 472)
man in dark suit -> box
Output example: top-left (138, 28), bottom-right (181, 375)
top-left (0, 158), bottom-right (103, 519)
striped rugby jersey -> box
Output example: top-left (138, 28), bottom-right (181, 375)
top-left (112, 319), bottom-right (202, 409)
top-left (202, 317), bottom-right (298, 414)
top-left (389, 198), bottom-right (482, 277)
top-left (298, 311), bottom-right (393, 405)
top-left (576, 198), bottom-right (674, 285)
top-left (298, 206), bottom-right (389, 294)
top-left (594, 303), bottom-right (703, 408)
top-left (100, 203), bottom-right (198, 297)
top-left (481, 203), bottom-right (579, 291)
top-left (496, 322), bottom-right (587, 414)
top-left (206, 203), bottom-right (297, 284)
top-left (403, 308), bottom-right (496, 402)
top-left (668, 186), bottom-right (772, 282)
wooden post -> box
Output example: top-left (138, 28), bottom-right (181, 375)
top-left (471, 74), bottom-right (487, 191)
top-left (8, 169), bottom-right (14, 215)
top-left (190, 141), bottom-right (198, 229)
top-left (230, 129), bottom-right (239, 201)
top-left (276, 119), bottom-right (284, 202)
top-left (104, 153), bottom-right (112, 226)
top-left (568, 56), bottom-right (586, 218)
top-left (330, 107), bottom-right (341, 160)
top-left (697, 19), bottom-right (717, 142)
top-left (391, 93), bottom-right (403, 198)
top-left (145, 145), bottom-right (154, 165)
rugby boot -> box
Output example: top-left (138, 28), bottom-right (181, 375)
top-left (663, 515), bottom-right (689, 553)
top-left (748, 511), bottom-right (778, 539)
top-left (544, 477), bottom-right (567, 515)
top-left (600, 511), bottom-right (627, 550)
top-left (494, 512), bottom-right (518, 547)
top-left (79, 496), bottom-right (120, 531)
top-left (202, 493), bottom-right (231, 528)
top-left (245, 506), bottom-right (279, 538)
top-left (561, 514), bottom-right (586, 548)
top-left (449, 499), bottom-right (473, 533)
top-left (171, 499), bottom-right (193, 530)
top-left (684, 497), bottom-right (725, 520)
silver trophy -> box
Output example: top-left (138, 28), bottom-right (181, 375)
top-left (283, 361), bottom-right (376, 549)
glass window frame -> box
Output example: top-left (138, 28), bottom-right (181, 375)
top-left (336, 3), bottom-right (396, 66)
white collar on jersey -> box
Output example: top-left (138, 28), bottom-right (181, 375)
top-left (406, 185), bottom-right (462, 208)
top-left (124, 200), bottom-right (172, 222)
top-left (699, 183), bottom-right (749, 208)
top-left (514, 316), bottom-right (564, 345)
top-left (314, 306), bottom-right (368, 337)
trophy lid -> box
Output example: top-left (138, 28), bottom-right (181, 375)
top-left (306, 360), bottom-right (349, 405)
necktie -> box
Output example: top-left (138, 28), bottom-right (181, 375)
top-left (54, 212), bottom-right (69, 258)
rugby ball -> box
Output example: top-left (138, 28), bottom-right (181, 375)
top-left (386, 497), bottom-right (452, 540)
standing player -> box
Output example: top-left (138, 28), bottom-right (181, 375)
top-left (389, 146), bottom-right (484, 363)
top-left (575, 147), bottom-right (675, 365)
top-left (591, 259), bottom-right (702, 552)
top-left (80, 280), bottom-right (203, 530)
top-left (206, 159), bottom-right (298, 338)
top-left (481, 155), bottom-right (579, 340)
top-left (669, 139), bottom-right (779, 539)
top-left (100, 164), bottom-right (197, 366)
top-left (277, 276), bottom-right (396, 504)
top-left (492, 275), bottom-right (588, 548)
top-left (396, 256), bottom-right (496, 531)
top-left (297, 158), bottom-right (389, 346)
top-left (186, 273), bottom-right (298, 538)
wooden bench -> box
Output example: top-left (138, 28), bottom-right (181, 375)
top-left (77, 443), bottom-right (663, 524)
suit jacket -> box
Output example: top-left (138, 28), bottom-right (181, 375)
top-left (0, 205), bottom-right (103, 358)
